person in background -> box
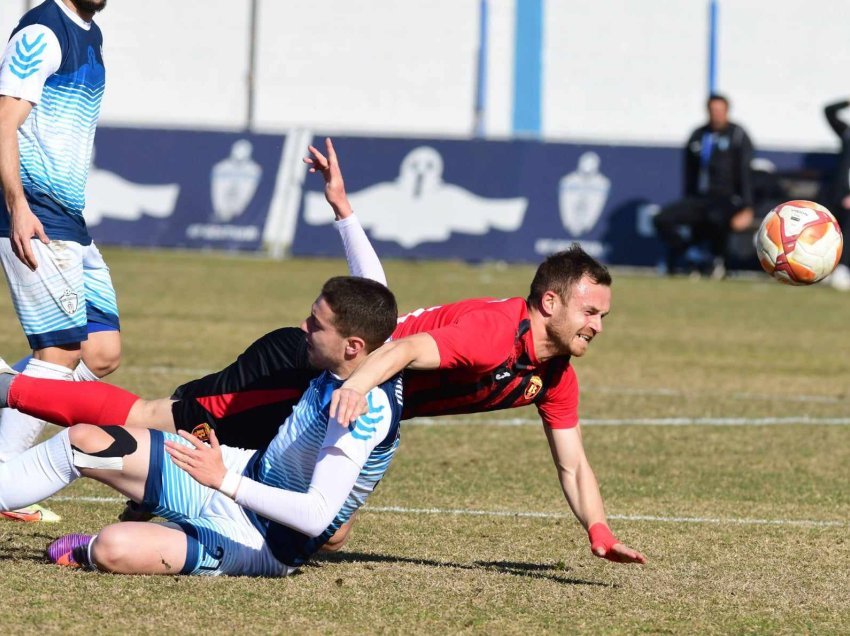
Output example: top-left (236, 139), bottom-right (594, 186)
top-left (653, 94), bottom-right (754, 279)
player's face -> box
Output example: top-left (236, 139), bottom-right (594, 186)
top-left (547, 276), bottom-right (610, 357)
top-left (301, 296), bottom-right (348, 370)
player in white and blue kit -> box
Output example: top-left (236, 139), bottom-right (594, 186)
top-left (0, 276), bottom-right (402, 576)
top-left (0, 0), bottom-right (117, 521)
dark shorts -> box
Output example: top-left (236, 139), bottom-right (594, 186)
top-left (171, 327), bottom-right (319, 449)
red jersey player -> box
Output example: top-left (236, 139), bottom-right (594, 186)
top-left (331, 248), bottom-right (646, 564)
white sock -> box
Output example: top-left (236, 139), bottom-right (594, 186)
top-left (0, 428), bottom-right (80, 511)
top-left (72, 359), bottom-right (100, 382)
top-left (0, 359), bottom-right (74, 463)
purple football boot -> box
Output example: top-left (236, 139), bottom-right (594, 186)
top-left (47, 534), bottom-right (94, 569)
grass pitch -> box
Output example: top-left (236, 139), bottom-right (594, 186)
top-left (0, 248), bottom-right (848, 634)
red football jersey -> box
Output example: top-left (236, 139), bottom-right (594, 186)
top-left (391, 297), bottom-right (579, 429)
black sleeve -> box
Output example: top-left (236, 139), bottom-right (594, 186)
top-left (683, 128), bottom-right (701, 196)
top-left (171, 327), bottom-right (311, 400)
top-left (824, 100), bottom-right (850, 138)
top-left (170, 327), bottom-right (318, 448)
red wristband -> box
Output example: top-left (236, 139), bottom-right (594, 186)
top-left (588, 522), bottom-right (618, 553)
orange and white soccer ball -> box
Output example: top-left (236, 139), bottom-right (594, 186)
top-left (755, 200), bottom-right (843, 285)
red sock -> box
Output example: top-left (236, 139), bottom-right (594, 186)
top-left (8, 376), bottom-right (140, 427)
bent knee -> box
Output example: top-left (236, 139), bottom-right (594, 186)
top-left (81, 336), bottom-right (122, 378)
top-left (84, 353), bottom-right (121, 378)
top-left (68, 424), bottom-right (114, 452)
top-left (90, 525), bottom-right (135, 571)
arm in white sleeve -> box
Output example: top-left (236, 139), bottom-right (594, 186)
top-left (0, 25), bottom-right (62, 104)
top-left (334, 214), bottom-right (387, 286)
top-left (232, 447), bottom-right (360, 537)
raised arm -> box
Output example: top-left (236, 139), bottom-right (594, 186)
top-left (824, 99), bottom-right (850, 138)
top-left (304, 137), bottom-right (386, 286)
top-left (544, 424), bottom-right (646, 564)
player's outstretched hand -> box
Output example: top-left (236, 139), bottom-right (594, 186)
top-left (303, 137), bottom-right (353, 220)
top-left (9, 205), bottom-right (49, 271)
top-left (165, 429), bottom-right (227, 490)
top-left (592, 541), bottom-right (647, 565)
top-left (330, 387), bottom-right (369, 428)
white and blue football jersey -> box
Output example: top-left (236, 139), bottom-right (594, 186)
top-left (0, 0), bottom-right (105, 244)
top-left (242, 370), bottom-right (404, 567)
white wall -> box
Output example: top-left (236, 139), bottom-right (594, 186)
top-left (0, 1), bottom-right (28, 44)
top-left (4, 0), bottom-right (847, 150)
top-left (253, 0), bottom-right (480, 136)
top-left (719, 0), bottom-right (850, 151)
top-left (95, 0), bottom-right (252, 130)
top-left (543, 0), bottom-right (707, 146)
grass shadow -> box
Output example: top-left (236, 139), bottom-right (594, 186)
top-left (314, 551), bottom-right (613, 587)
top-left (0, 529), bottom-right (57, 562)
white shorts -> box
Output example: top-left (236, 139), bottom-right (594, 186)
top-left (143, 431), bottom-right (296, 577)
top-left (0, 238), bottom-right (120, 349)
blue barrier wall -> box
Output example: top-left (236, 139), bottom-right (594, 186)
top-left (292, 137), bottom-right (680, 266)
top-left (87, 127), bottom-right (834, 266)
top-left (87, 128), bottom-right (284, 251)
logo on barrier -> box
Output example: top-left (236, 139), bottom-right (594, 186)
top-left (303, 146), bottom-right (528, 248)
top-left (536, 152), bottom-right (610, 259)
top-left (558, 152), bottom-right (610, 237)
top-left (186, 140), bottom-right (263, 242)
top-left (210, 140), bottom-right (262, 223)
top-left (85, 147), bottom-right (180, 226)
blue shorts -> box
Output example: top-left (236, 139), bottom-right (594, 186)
top-left (142, 430), bottom-right (296, 577)
top-left (0, 238), bottom-right (119, 349)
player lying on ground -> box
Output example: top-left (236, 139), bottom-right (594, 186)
top-left (0, 249), bottom-right (646, 565)
top-left (0, 276), bottom-right (401, 576)
top-left (0, 136), bottom-right (643, 563)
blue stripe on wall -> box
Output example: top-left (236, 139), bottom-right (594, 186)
top-left (707, 0), bottom-right (719, 94)
top-left (513, 0), bottom-right (543, 136)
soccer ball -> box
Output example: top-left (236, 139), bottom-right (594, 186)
top-left (755, 200), bottom-right (843, 285)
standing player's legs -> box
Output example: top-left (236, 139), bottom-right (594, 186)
top-left (0, 240), bottom-right (121, 521)
top-left (0, 239), bottom-right (91, 520)
top-left (77, 241), bottom-right (121, 379)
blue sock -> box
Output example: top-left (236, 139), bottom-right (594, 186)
top-left (12, 356), bottom-right (32, 373)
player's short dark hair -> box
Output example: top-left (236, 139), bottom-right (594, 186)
top-left (527, 244), bottom-right (612, 307)
top-left (320, 276), bottom-right (398, 351)
top-left (707, 93), bottom-right (729, 108)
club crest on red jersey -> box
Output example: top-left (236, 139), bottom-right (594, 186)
top-left (191, 423), bottom-right (212, 442)
top-left (524, 375), bottom-right (543, 400)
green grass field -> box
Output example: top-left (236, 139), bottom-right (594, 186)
top-left (1, 248), bottom-right (848, 634)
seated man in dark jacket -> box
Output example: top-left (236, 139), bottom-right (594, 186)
top-left (654, 94), bottom-right (754, 278)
